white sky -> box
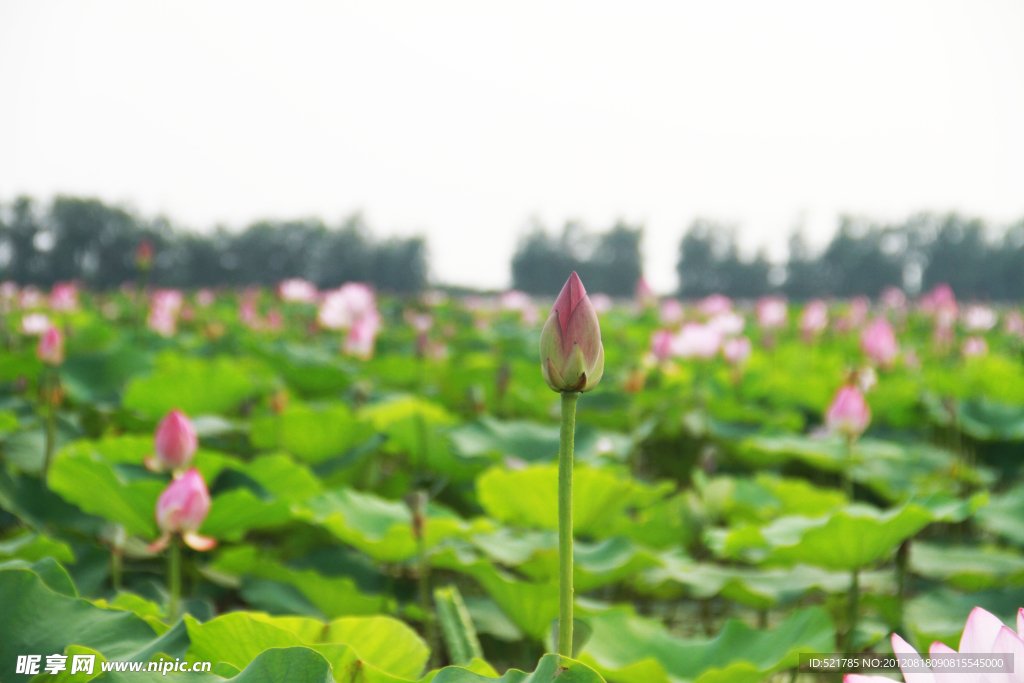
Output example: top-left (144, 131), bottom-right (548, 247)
top-left (2, 1), bottom-right (1023, 292)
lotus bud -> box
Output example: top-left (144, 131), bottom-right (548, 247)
top-left (148, 468), bottom-right (216, 552)
top-left (147, 410), bottom-right (198, 471)
top-left (826, 384), bottom-right (871, 439)
top-left (860, 318), bottom-right (899, 368)
top-left (540, 272), bottom-right (604, 393)
top-left (36, 326), bottom-right (64, 366)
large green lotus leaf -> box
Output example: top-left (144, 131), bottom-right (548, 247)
top-left (0, 467), bottom-right (106, 535)
top-left (95, 646), bottom-right (333, 683)
top-left (57, 436), bottom-right (241, 486)
top-left (242, 453), bottom-right (322, 502)
top-left (707, 503), bottom-right (933, 570)
top-left (0, 530), bottom-right (75, 563)
top-left (639, 554), bottom-right (894, 609)
top-left (909, 542), bottom-right (1024, 591)
top-left (578, 606), bottom-right (834, 683)
top-left (741, 341), bottom-right (848, 412)
top-left (450, 417), bottom-right (632, 464)
top-left (606, 493), bottom-right (695, 550)
top-left (301, 488), bottom-right (492, 562)
top-left (209, 546), bottom-right (385, 616)
top-left (956, 398), bottom-right (1024, 441)
top-left (433, 547), bottom-right (558, 641)
top-left (429, 654), bottom-right (607, 682)
top-left (29, 644), bottom-right (106, 683)
top-left (0, 557), bottom-right (78, 597)
top-left (252, 340), bottom-right (355, 396)
top-left (0, 567), bottom-right (157, 682)
top-left (48, 447), bottom-right (164, 538)
top-left (697, 473), bottom-right (846, 525)
top-left (184, 612), bottom-right (423, 681)
top-left (358, 396), bottom-right (457, 458)
top-left (904, 587), bottom-right (1024, 652)
top-left (250, 403), bottom-right (373, 464)
top-left (735, 435), bottom-right (901, 472)
top-left (476, 464), bottom-right (673, 538)
top-left (199, 488), bottom-right (292, 541)
top-left (514, 537), bottom-right (662, 593)
top-left (123, 353), bottom-right (271, 418)
top-left (60, 345), bottom-right (152, 404)
top-left (977, 484), bottom-right (1024, 545)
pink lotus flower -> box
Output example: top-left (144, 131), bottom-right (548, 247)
top-left (723, 336), bottom-right (752, 365)
top-left (148, 468), bottom-right (215, 552)
top-left (148, 290), bottom-right (184, 337)
top-left (963, 336), bottom-right (988, 357)
top-left (318, 283), bottom-right (376, 330)
top-left (846, 606), bottom-right (1024, 683)
top-left (880, 287), bottom-right (907, 312)
top-left (756, 297), bottom-right (788, 329)
top-left (406, 312), bottom-right (434, 333)
top-left (1005, 311), bottom-right (1024, 338)
top-left (660, 299), bottom-right (684, 324)
top-left (37, 326), bottom-right (64, 366)
top-left (963, 305), bottom-right (998, 331)
top-left (49, 282), bottom-right (79, 311)
top-left (195, 289), bottom-right (216, 307)
top-left (826, 384), bottom-right (871, 438)
top-left (861, 318), bottom-right (899, 368)
top-left (699, 294), bottom-right (733, 316)
top-left (343, 308), bottom-right (382, 360)
top-left (146, 410), bottom-right (198, 472)
top-left (277, 278), bottom-right (318, 303)
top-left (500, 290), bottom-right (538, 325)
top-left (651, 329), bottom-right (675, 360)
top-left (539, 272), bottom-right (605, 392)
top-left (673, 323), bottom-right (723, 359)
top-left (708, 311), bottom-right (745, 336)
top-left (589, 293), bottom-right (613, 314)
top-left (919, 283), bottom-right (957, 317)
top-left (20, 313), bottom-right (50, 336)
top-left (801, 300), bottom-right (829, 338)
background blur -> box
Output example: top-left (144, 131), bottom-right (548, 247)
top-left (2, 1), bottom-right (1023, 296)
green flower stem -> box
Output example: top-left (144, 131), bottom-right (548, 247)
top-left (43, 371), bottom-right (57, 485)
top-left (842, 435), bottom-right (854, 500)
top-left (169, 536), bottom-right (181, 624)
top-left (558, 390), bottom-right (579, 658)
top-left (845, 567), bottom-right (860, 653)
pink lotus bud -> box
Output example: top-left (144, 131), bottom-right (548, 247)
top-left (825, 384), bottom-right (871, 438)
top-left (651, 329), bottom-right (675, 360)
top-left (36, 326), bottom-right (64, 366)
top-left (756, 297), bottom-right (787, 329)
top-left (800, 300), bottom-right (829, 338)
top-left (963, 336), bottom-right (988, 357)
top-left (539, 272), bottom-right (605, 392)
top-left (150, 410), bottom-right (198, 471)
top-left (723, 336), bottom-right (752, 365)
top-left (860, 318), bottom-right (899, 368)
top-left (149, 468), bottom-right (216, 552)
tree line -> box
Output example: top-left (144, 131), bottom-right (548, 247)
top-left (0, 196), bottom-right (428, 292)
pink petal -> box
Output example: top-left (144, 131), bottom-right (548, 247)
top-left (146, 534), bottom-right (171, 554)
top-left (960, 607), bottom-right (1006, 654)
top-left (183, 532), bottom-right (217, 551)
top-left (892, 634), bottom-right (936, 683)
top-left (928, 642), bottom-right (960, 683)
top-left (1017, 608), bottom-right (1024, 640)
top-left (986, 626), bottom-right (1024, 683)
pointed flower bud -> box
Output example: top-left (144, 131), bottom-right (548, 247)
top-left (539, 272), bottom-right (604, 393)
top-left (36, 326), bottom-right (64, 366)
top-left (826, 384), bottom-right (871, 439)
top-left (148, 468), bottom-right (216, 552)
top-left (148, 410), bottom-right (198, 471)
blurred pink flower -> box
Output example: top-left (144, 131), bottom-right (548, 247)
top-left (756, 297), bottom-right (788, 329)
top-left (635, 278), bottom-right (657, 307)
top-left (318, 283), bottom-right (376, 330)
top-left (651, 329), bottom-right (675, 360)
top-left (590, 293), bottom-right (613, 314)
top-left (19, 286), bottom-right (43, 309)
top-left (963, 336), bottom-right (988, 357)
top-left (963, 305), bottom-right (998, 331)
top-left (659, 299), bottom-right (684, 324)
top-left (195, 289), bottom-right (216, 307)
top-left (278, 278), bottom-right (318, 303)
top-left (699, 294), bottom-right (733, 316)
top-left (500, 290), bottom-right (538, 325)
top-left (343, 308), bottom-right (382, 359)
top-left (1005, 311), bottom-right (1024, 338)
top-left (406, 312), bottom-right (433, 333)
top-left (861, 318), bottom-right (899, 368)
top-left (845, 606), bottom-right (1024, 683)
top-left (36, 326), bottom-right (64, 366)
top-left (20, 312), bottom-right (50, 336)
top-left (826, 384), bottom-right (871, 438)
top-left (49, 282), bottom-right (78, 311)
top-left (674, 322), bottom-right (723, 359)
top-left (708, 311), bottom-right (745, 336)
top-left (146, 410), bottom-right (198, 472)
top-left (801, 300), bottom-right (829, 338)
top-left (837, 297), bottom-right (870, 332)
top-left (723, 336), bottom-right (752, 365)
top-left (879, 286), bottom-right (907, 312)
top-left (148, 289), bottom-right (184, 337)
top-left (148, 468), bottom-right (216, 553)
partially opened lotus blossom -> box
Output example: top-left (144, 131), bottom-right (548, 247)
top-left (826, 384), bottom-right (871, 438)
top-left (673, 322), bottom-right (723, 359)
top-left (801, 300), bottom-right (829, 338)
top-left (540, 272), bottom-right (604, 392)
top-left (146, 410), bottom-right (198, 472)
top-left (148, 469), bottom-right (216, 553)
top-left (861, 318), bottom-right (899, 368)
top-left (36, 326), bottom-right (64, 366)
top-left (277, 278), bottom-right (318, 303)
top-left (723, 336), bottom-right (752, 365)
top-left (756, 297), bottom-right (788, 329)
top-left (20, 312), bottom-right (50, 336)
top-left (845, 606), bottom-right (1024, 683)
top-left (963, 336), bottom-right (988, 357)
